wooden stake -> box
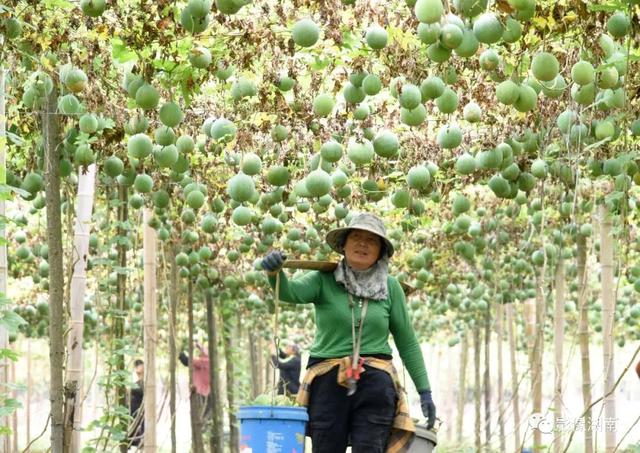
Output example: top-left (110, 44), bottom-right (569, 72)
top-left (0, 67), bottom-right (9, 453)
top-left (553, 257), bottom-right (565, 453)
top-left (576, 233), bottom-right (593, 453)
top-left (143, 208), bottom-right (158, 452)
top-left (506, 304), bottom-right (520, 452)
top-left (496, 304), bottom-right (505, 453)
top-left (599, 204), bottom-right (616, 453)
top-left (64, 163), bottom-right (96, 453)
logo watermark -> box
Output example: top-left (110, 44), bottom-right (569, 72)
top-left (528, 413), bottom-right (618, 434)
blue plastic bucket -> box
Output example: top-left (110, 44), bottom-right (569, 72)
top-left (238, 406), bottom-right (308, 453)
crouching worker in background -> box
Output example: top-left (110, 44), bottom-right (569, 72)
top-left (270, 340), bottom-right (301, 396)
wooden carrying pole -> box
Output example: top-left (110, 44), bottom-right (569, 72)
top-left (143, 209), bottom-right (158, 452)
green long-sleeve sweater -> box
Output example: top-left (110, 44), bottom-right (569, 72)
top-left (268, 270), bottom-right (430, 392)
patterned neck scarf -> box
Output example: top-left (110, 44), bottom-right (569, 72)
top-left (334, 256), bottom-right (389, 301)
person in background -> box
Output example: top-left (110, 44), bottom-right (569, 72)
top-left (128, 359), bottom-right (144, 449)
top-left (179, 342), bottom-right (212, 419)
top-left (636, 359), bottom-right (640, 379)
top-left (270, 341), bottom-right (301, 396)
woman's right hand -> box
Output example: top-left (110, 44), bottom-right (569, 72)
top-left (261, 250), bottom-right (287, 273)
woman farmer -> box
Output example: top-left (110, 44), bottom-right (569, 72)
top-left (261, 212), bottom-right (436, 453)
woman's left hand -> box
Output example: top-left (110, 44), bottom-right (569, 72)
top-left (419, 390), bottom-right (436, 429)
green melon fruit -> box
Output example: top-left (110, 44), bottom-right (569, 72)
top-left (64, 68), bottom-right (88, 93)
top-left (541, 75), bottom-right (567, 99)
top-left (320, 141), bottom-right (343, 163)
top-left (22, 172), bottom-right (44, 194)
top-left (80, 0), bottom-right (106, 17)
top-left (391, 189), bottom-right (411, 208)
top-left (159, 102), bottom-right (183, 127)
top-left (453, 0), bottom-right (488, 17)
top-left (104, 156), bottom-right (124, 178)
top-left (180, 7), bottom-right (210, 33)
top-left (407, 165), bottom-right (431, 189)
top-left (353, 104), bottom-right (370, 121)
top-left (452, 194), bottom-right (470, 215)
top-left (135, 83), bottom-right (160, 111)
top-left (440, 23), bottom-right (463, 49)
top-left (128, 134), bottom-right (153, 159)
top-left (267, 166), bottom-right (290, 186)
top-left (455, 153), bottom-right (476, 175)
top-left (343, 82), bottom-right (366, 104)
top-left (125, 114), bottom-right (149, 135)
top-left (241, 153), bottom-right (262, 176)
top-left (216, 0), bottom-right (246, 14)
top-left (417, 23), bottom-right (440, 44)
top-left (479, 49), bottom-right (499, 71)
top-left (366, 25), bottom-right (388, 49)
top-left (332, 170), bottom-right (348, 187)
top-left (571, 60), bottom-right (595, 86)
top-left (152, 190), bottom-right (170, 209)
top-left (134, 174), bottom-right (154, 193)
top-left (276, 76), bottom-right (295, 92)
top-left (488, 174), bottom-right (510, 197)
top-left (513, 85), bottom-right (537, 112)
top-left (186, 190), bottom-right (205, 210)
top-left (305, 170), bottom-right (332, 197)
top-left (176, 135), bottom-right (195, 153)
top-left (79, 113), bottom-right (99, 134)
top-left (530, 159), bottom-right (547, 178)
top-left (454, 29), bottom-right (479, 58)
top-left (292, 18), bottom-right (320, 47)
top-left (399, 84), bottom-right (422, 110)
top-left (155, 145), bottom-right (179, 168)
top-left (347, 139), bottom-right (374, 166)
top-left (373, 130), bottom-right (399, 158)
top-left (401, 105), bottom-right (427, 126)
top-left (75, 144), bottom-right (95, 166)
top-left (188, 0), bottom-right (212, 17)
top-left (571, 82), bottom-right (595, 105)
top-left (437, 124), bottom-right (462, 149)
top-left (214, 61), bottom-right (235, 80)
top-left (415, 0), bottom-right (444, 24)
top-left (607, 12), bottom-right (629, 38)
top-left (362, 74), bottom-right (382, 96)
top-left (189, 46), bottom-right (212, 68)
top-left (232, 206), bottom-right (253, 226)
top-left (155, 126), bottom-right (176, 146)
top-left (271, 125), bottom-right (289, 142)
top-left (598, 66), bottom-right (618, 89)
top-left (556, 110), bottom-right (577, 134)
top-left (531, 52), bottom-right (559, 82)
top-left (595, 120), bottom-right (615, 140)
top-left (228, 173), bottom-right (255, 202)
top-left (58, 94), bottom-right (82, 115)
top-left (349, 71), bottom-right (368, 87)
top-left (426, 43), bottom-right (452, 62)
top-left (210, 118), bottom-right (237, 141)
top-left (502, 17), bottom-right (522, 43)
top-left (231, 78), bottom-right (257, 101)
top-left (313, 93), bottom-right (335, 117)
top-left (473, 13), bottom-right (503, 44)
top-left (463, 102), bottom-right (482, 122)
top-left (436, 88), bottom-right (458, 113)
top-left (420, 76), bottom-right (445, 100)
top-left (501, 162), bottom-right (520, 181)
top-left (630, 119), bottom-right (640, 136)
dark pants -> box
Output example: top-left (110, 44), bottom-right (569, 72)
top-left (308, 365), bottom-right (397, 453)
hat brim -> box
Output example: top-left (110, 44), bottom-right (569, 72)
top-left (326, 226), bottom-right (395, 258)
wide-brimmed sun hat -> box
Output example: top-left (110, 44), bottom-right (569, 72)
top-left (326, 212), bottom-right (394, 258)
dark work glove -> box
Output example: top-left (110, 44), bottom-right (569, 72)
top-left (419, 390), bottom-right (436, 430)
top-left (178, 351), bottom-right (188, 367)
top-left (261, 250), bottom-right (286, 272)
